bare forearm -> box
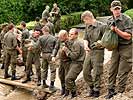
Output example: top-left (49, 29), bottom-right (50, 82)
top-left (115, 27), bottom-right (131, 40)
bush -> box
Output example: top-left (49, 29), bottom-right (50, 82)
top-left (24, 12), bottom-right (82, 30)
top-left (124, 9), bottom-right (133, 20)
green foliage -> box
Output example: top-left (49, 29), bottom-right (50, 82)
top-left (124, 9), bottom-right (133, 20)
top-left (0, 0), bottom-right (131, 25)
top-left (61, 12), bottom-right (82, 29)
top-left (22, 12), bottom-right (82, 30)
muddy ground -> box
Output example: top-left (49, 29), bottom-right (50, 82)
top-left (47, 61), bottom-right (133, 100)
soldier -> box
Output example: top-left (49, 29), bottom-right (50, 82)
top-left (81, 11), bottom-right (106, 97)
top-left (34, 17), bottom-right (42, 30)
top-left (0, 23), bottom-right (9, 69)
top-left (51, 30), bottom-right (72, 95)
top-left (105, 0), bottom-right (132, 99)
top-left (42, 5), bottom-right (50, 19)
top-left (20, 21), bottom-right (30, 71)
top-left (45, 17), bottom-right (55, 36)
top-left (50, 3), bottom-right (61, 33)
top-left (22, 29), bottom-right (41, 86)
top-left (60, 28), bottom-right (85, 98)
top-left (4, 23), bottom-right (22, 80)
top-left (35, 26), bottom-right (57, 90)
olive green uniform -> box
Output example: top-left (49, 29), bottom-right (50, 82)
top-left (21, 28), bottom-right (30, 69)
top-left (64, 39), bottom-right (85, 92)
top-left (42, 9), bottom-right (50, 19)
top-left (45, 22), bottom-right (55, 36)
top-left (36, 34), bottom-right (57, 82)
top-left (107, 14), bottom-right (132, 93)
top-left (83, 21), bottom-right (106, 91)
top-left (25, 36), bottom-right (41, 81)
top-left (4, 31), bottom-right (18, 76)
top-left (52, 40), bottom-right (72, 89)
top-left (0, 30), bottom-right (8, 69)
top-left (51, 7), bottom-right (61, 33)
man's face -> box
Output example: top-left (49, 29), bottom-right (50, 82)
top-left (53, 4), bottom-right (57, 8)
top-left (58, 34), bottom-right (67, 42)
top-left (69, 30), bottom-right (77, 40)
top-left (33, 31), bottom-right (40, 37)
top-left (111, 7), bottom-right (121, 17)
top-left (83, 16), bottom-right (92, 25)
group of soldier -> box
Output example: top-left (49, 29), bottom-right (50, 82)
top-left (0, 0), bottom-right (132, 99)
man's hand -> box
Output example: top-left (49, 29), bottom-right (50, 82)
top-left (84, 46), bottom-right (90, 52)
top-left (62, 46), bottom-right (68, 51)
top-left (28, 46), bottom-right (33, 51)
top-left (52, 57), bottom-right (56, 62)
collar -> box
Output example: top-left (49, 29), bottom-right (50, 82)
top-left (115, 14), bottom-right (123, 21)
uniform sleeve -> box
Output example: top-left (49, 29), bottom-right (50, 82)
top-left (51, 39), bottom-right (60, 57)
top-left (83, 25), bottom-right (89, 40)
top-left (124, 18), bottom-right (133, 35)
top-left (65, 42), bottom-right (81, 60)
top-left (12, 35), bottom-right (18, 49)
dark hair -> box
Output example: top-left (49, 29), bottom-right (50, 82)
top-left (34, 28), bottom-right (42, 33)
top-left (35, 17), bottom-right (40, 22)
top-left (8, 23), bottom-right (14, 30)
top-left (20, 21), bottom-right (26, 27)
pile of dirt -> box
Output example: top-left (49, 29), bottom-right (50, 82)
top-left (47, 61), bottom-right (133, 100)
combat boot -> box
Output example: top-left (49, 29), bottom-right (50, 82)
top-left (1, 63), bottom-right (4, 69)
top-left (61, 86), bottom-right (65, 95)
top-left (37, 80), bottom-right (41, 86)
top-left (63, 89), bottom-right (69, 97)
top-left (4, 73), bottom-right (11, 79)
top-left (88, 86), bottom-right (94, 97)
top-left (49, 81), bottom-right (56, 91)
top-left (93, 91), bottom-right (100, 97)
top-left (11, 72), bottom-right (20, 80)
top-left (22, 77), bottom-right (31, 83)
top-left (104, 89), bottom-right (117, 99)
top-left (71, 91), bottom-right (77, 98)
top-left (42, 80), bottom-right (49, 88)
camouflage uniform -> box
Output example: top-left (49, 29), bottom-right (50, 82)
top-left (21, 28), bottom-right (30, 69)
top-left (36, 34), bottom-right (57, 85)
top-left (107, 14), bottom-right (132, 93)
top-left (4, 31), bottom-right (18, 78)
top-left (64, 39), bottom-right (85, 93)
top-left (83, 21), bottom-right (106, 92)
top-left (51, 7), bottom-right (61, 33)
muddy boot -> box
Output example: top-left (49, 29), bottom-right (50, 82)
top-left (37, 80), bottom-right (41, 86)
top-left (49, 81), bottom-right (56, 91)
top-left (1, 63), bottom-right (4, 69)
top-left (93, 91), bottom-right (100, 98)
top-left (4, 68), bottom-right (11, 79)
top-left (87, 86), bottom-right (94, 97)
top-left (4, 73), bottom-right (11, 79)
top-left (42, 80), bottom-right (49, 88)
top-left (22, 77), bottom-right (31, 83)
top-left (104, 89), bottom-right (117, 99)
top-left (71, 91), bottom-right (77, 98)
top-left (64, 89), bottom-right (69, 97)
top-left (30, 69), bottom-right (34, 76)
top-left (61, 86), bottom-right (65, 95)
top-left (11, 72), bottom-right (20, 80)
